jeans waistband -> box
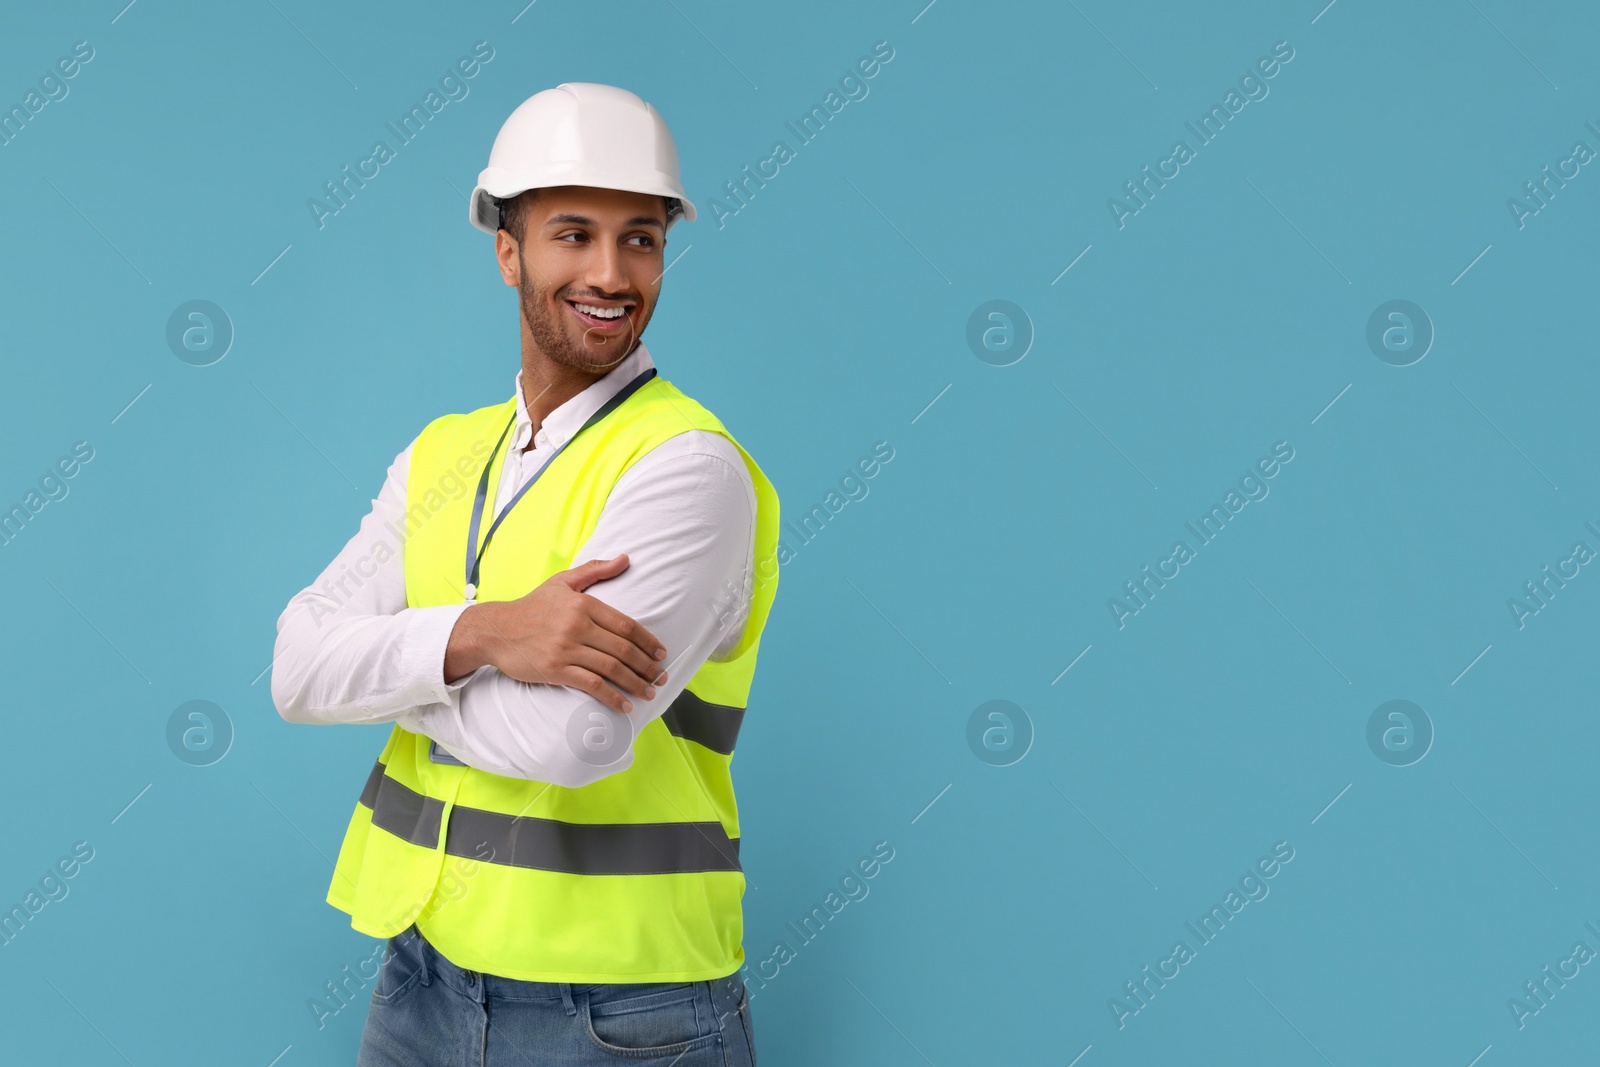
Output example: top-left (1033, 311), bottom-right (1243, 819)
top-left (405, 923), bottom-right (608, 1009)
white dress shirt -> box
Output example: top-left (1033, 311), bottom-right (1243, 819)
top-left (270, 342), bottom-right (757, 788)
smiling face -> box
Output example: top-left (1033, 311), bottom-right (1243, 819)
top-left (494, 185), bottom-right (669, 376)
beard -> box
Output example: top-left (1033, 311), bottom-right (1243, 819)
top-left (518, 268), bottom-right (653, 374)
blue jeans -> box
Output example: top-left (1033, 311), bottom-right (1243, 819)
top-left (357, 924), bottom-right (757, 1066)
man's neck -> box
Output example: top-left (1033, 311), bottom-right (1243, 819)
top-left (519, 360), bottom-right (599, 452)
top-left (519, 334), bottom-right (646, 452)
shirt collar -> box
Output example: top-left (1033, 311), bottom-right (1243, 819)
top-left (511, 342), bottom-right (655, 452)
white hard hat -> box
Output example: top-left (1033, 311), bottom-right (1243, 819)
top-left (469, 82), bottom-right (696, 235)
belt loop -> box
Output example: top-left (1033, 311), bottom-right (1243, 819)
top-left (412, 925), bottom-right (432, 987)
top-left (560, 983), bottom-right (576, 1016)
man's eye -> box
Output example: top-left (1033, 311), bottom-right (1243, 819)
top-left (627, 235), bottom-right (656, 247)
top-left (557, 232), bottom-right (588, 242)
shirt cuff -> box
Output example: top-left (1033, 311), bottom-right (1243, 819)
top-left (400, 601), bottom-right (476, 706)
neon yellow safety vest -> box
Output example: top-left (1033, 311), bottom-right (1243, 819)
top-left (326, 373), bottom-right (781, 983)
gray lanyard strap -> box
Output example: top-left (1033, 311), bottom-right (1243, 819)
top-left (461, 366), bottom-right (657, 601)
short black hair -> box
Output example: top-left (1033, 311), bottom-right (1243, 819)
top-left (495, 190), bottom-right (682, 242)
top-left (496, 189), bottom-right (539, 244)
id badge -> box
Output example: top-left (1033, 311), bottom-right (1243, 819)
top-left (428, 739), bottom-right (468, 766)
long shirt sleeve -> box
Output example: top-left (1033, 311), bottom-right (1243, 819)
top-left (270, 421), bottom-right (756, 788)
top-left (269, 442), bottom-right (474, 726)
top-left (399, 437), bottom-right (756, 786)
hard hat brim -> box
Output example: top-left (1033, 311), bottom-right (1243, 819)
top-left (468, 171), bottom-right (696, 235)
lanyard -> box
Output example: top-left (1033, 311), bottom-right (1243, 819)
top-left (462, 366), bottom-right (657, 602)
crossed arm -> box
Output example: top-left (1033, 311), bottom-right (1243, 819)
top-left (270, 429), bottom-right (756, 788)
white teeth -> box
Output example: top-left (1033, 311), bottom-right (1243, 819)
top-left (574, 303), bottom-right (626, 320)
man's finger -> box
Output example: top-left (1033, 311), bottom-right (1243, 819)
top-left (586, 624), bottom-right (669, 691)
top-left (563, 664), bottom-right (633, 714)
top-left (585, 598), bottom-right (666, 662)
top-left (560, 554), bottom-right (628, 592)
top-left (573, 646), bottom-right (657, 703)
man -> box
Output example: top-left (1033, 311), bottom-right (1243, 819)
top-left (271, 83), bottom-right (779, 1066)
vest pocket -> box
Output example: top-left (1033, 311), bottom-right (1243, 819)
top-left (582, 981), bottom-right (722, 1058)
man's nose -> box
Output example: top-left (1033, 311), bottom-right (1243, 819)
top-left (583, 241), bottom-right (630, 295)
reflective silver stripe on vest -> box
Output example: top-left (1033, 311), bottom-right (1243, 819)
top-left (366, 766), bottom-right (447, 850)
top-left (356, 761), bottom-right (741, 874)
top-left (660, 689), bottom-right (745, 756)
top-left (448, 805), bottom-right (740, 874)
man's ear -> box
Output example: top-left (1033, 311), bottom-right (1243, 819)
top-left (495, 229), bottom-right (521, 287)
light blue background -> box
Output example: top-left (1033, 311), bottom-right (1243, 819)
top-left (2, 1), bottom-right (1597, 1063)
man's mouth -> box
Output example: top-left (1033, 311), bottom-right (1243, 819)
top-left (566, 299), bottom-right (633, 332)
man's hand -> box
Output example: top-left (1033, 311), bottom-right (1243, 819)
top-left (442, 553), bottom-right (669, 713)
